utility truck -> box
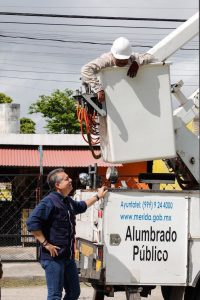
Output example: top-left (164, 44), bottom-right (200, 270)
top-left (74, 12), bottom-right (199, 300)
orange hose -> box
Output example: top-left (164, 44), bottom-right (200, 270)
top-left (76, 103), bottom-right (100, 146)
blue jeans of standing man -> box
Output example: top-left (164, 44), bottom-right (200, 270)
top-left (41, 258), bottom-right (80, 300)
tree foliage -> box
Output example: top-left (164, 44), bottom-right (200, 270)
top-left (29, 89), bottom-right (80, 133)
top-left (0, 93), bottom-right (13, 103)
top-left (20, 117), bottom-right (36, 134)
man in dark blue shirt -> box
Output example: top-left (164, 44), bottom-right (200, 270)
top-left (27, 168), bottom-right (107, 300)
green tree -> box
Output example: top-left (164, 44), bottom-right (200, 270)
top-left (20, 117), bottom-right (36, 134)
top-left (29, 89), bottom-right (80, 133)
top-left (0, 93), bottom-right (13, 103)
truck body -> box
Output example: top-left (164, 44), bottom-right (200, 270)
top-left (75, 189), bottom-right (199, 299)
top-left (74, 12), bottom-right (199, 300)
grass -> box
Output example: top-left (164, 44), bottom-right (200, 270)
top-left (0, 277), bottom-right (46, 288)
top-left (0, 278), bottom-right (91, 289)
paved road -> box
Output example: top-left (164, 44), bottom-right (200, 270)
top-left (1, 285), bottom-right (163, 300)
top-left (2, 262), bottom-right (164, 299)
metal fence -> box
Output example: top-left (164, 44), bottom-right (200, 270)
top-left (0, 170), bottom-right (90, 262)
top-left (0, 172), bottom-right (147, 262)
top-left (0, 174), bottom-right (49, 262)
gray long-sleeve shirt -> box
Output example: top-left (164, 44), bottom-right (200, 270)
top-left (81, 51), bottom-right (154, 93)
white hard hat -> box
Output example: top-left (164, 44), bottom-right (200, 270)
top-left (111, 37), bottom-right (132, 59)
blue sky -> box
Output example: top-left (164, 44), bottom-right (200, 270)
top-left (0, 0), bottom-right (198, 132)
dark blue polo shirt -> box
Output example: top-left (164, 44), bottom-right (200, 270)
top-left (26, 191), bottom-right (87, 260)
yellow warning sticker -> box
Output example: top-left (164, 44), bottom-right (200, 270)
top-left (81, 243), bottom-right (93, 257)
top-left (96, 260), bottom-right (101, 272)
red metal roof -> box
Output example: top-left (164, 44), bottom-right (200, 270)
top-left (0, 148), bottom-right (121, 167)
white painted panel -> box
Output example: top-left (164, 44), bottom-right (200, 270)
top-left (189, 193), bottom-right (200, 238)
top-left (103, 191), bottom-right (188, 285)
top-left (74, 190), bottom-right (99, 242)
top-left (99, 63), bottom-right (176, 163)
top-left (188, 193), bottom-right (200, 285)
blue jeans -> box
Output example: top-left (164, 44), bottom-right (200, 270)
top-left (41, 259), bottom-right (80, 300)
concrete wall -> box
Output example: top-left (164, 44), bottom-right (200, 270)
top-left (0, 104), bottom-right (20, 134)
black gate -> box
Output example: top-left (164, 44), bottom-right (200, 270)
top-left (0, 174), bottom-right (49, 262)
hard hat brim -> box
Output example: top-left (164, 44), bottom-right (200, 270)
top-left (111, 46), bottom-right (132, 60)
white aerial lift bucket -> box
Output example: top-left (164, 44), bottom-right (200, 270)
top-left (99, 62), bottom-right (176, 163)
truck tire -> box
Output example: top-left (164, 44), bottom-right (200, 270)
top-left (92, 288), bottom-right (105, 300)
top-left (184, 285), bottom-right (200, 300)
top-left (161, 286), bottom-right (185, 300)
top-left (162, 285), bottom-right (200, 300)
top-left (161, 286), bottom-right (171, 299)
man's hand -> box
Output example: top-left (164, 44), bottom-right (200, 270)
top-left (44, 243), bottom-right (60, 257)
top-left (97, 186), bottom-right (108, 199)
top-left (127, 61), bottom-right (139, 78)
top-left (85, 186), bottom-right (108, 208)
top-left (97, 90), bottom-right (105, 102)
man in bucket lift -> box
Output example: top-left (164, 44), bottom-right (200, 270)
top-left (81, 37), bottom-right (154, 102)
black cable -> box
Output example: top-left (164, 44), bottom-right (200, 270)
top-left (0, 40), bottom-right (151, 49)
top-left (0, 34), bottom-right (198, 50)
top-left (0, 12), bottom-right (187, 22)
top-left (0, 49), bottom-right (102, 57)
top-left (87, 133), bottom-right (101, 160)
top-left (0, 63), bottom-right (198, 73)
top-left (0, 69), bottom-right (79, 75)
top-left (0, 75), bottom-right (80, 83)
top-left (0, 62), bottom-right (80, 71)
top-left (0, 69), bottom-right (198, 78)
top-left (0, 21), bottom-right (177, 30)
top-left (0, 75), bottom-right (197, 87)
top-left (0, 58), bottom-right (82, 65)
top-left (0, 30), bottom-right (176, 37)
top-left (0, 34), bottom-right (112, 45)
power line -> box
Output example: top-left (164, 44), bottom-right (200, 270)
top-left (0, 63), bottom-right (197, 73)
top-left (0, 12), bottom-right (186, 22)
top-left (0, 58), bottom-right (82, 65)
top-left (174, 84), bottom-right (198, 87)
top-left (0, 75), bottom-right (80, 83)
top-left (0, 34), bottom-right (111, 45)
top-left (0, 62), bottom-right (198, 73)
top-left (0, 30), bottom-right (175, 38)
top-left (0, 50), bottom-right (102, 59)
top-left (0, 56), bottom-right (197, 66)
top-left (0, 41), bottom-right (105, 52)
top-left (0, 69), bottom-right (198, 78)
top-left (0, 69), bottom-right (79, 75)
top-left (0, 76), bottom-right (197, 87)
top-left (0, 38), bottom-right (198, 49)
top-left (0, 34), bottom-right (198, 50)
top-left (0, 50), bottom-right (198, 62)
top-left (0, 34), bottom-right (151, 48)
top-left (0, 62), bottom-right (80, 71)
top-left (0, 39), bottom-right (163, 49)
top-left (0, 21), bottom-right (177, 30)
